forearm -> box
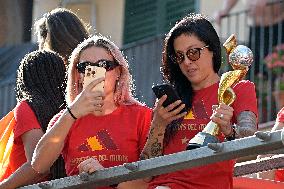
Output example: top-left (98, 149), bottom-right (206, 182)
top-left (32, 109), bottom-right (75, 173)
top-left (0, 162), bottom-right (48, 189)
top-left (271, 122), bottom-right (284, 132)
top-left (140, 123), bottom-right (166, 160)
top-left (235, 111), bottom-right (257, 138)
top-left (257, 169), bottom-right (275, 180)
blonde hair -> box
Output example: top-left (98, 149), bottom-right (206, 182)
top-left (66, 35), bottom-right (140, 105)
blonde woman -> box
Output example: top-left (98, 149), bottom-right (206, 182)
top-left (32, 35), bottom-right (151, 189)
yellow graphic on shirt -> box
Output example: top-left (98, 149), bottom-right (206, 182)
top-left (183, 100), bottom-right (210, 120)
top-left (181, 136), bottom-right (189, 144)
top-left (184, 110), bottom-right (195, 119)
top-left (78, 129), bottom-right (118, 152)
top-left (87, 136), bottom-right (104, 151)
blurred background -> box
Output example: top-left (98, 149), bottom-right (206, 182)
top-left (0, 0), bottom-right (283, 130)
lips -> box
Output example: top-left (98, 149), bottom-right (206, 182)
top-left (186, 68), bottom-right (198, 76)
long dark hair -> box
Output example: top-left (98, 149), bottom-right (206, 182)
top-left (35, 8), bottom-right (89, 62)
top-left (16, 50), bottom-right (66, 178)
top-left (162, 14), bottom-right (222, 143)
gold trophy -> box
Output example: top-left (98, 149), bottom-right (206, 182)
top-left (186, 34), bottom-right (253, 150)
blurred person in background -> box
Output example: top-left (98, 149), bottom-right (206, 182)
top-left (35, 7), bottom-right (90, 65)
top-left (257, 107), bottom-right (284, 181)
top-left (215, 0), bottom-right (284, 75)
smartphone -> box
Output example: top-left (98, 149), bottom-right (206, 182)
top-left (83, 65), bottom-right (106, 93)
top-left (152, 84), bottom-right (186, 113)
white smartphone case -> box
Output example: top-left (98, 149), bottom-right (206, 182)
top-left (83, 65), bottom-right (106, 92)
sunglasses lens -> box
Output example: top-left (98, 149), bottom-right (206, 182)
top-left (104, 61), bottom-right (119, 71)
top-left (187, 49), bottom-right (200, 61)
top-left (104, 62), bottom-right (111, 71)
top-left (175, 53), bottom-right (184, 64)
top-left (76, 63), bottom-right (86, 73)
top-left (77, 61), bottom-right (119, 72)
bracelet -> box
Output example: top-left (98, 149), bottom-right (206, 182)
top-left (67, 107), bottom-right (77, 120)
top-left (225, 126), bottom-right (236, 141)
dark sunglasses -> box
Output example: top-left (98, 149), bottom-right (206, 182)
top-left (173, 45), bottom-right (209, 64)
top-left (76, 60), bottom-right (119, 73)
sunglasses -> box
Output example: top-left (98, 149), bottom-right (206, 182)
top-left (76, 60), bottom-right (119, 73)
top-left (173, 45), bottom-right (209, 64)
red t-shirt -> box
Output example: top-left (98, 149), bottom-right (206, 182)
top-left (274, 107), bottom-right (284, 182)
top-left (49, 104), bottom-right (151, 189)
top-left (148, 81), bottom-right (258, 189)
top-left (5, 101), bottom-right (42, 179)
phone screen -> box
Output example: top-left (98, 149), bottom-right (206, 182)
top-left (152, 84), bottom-right (186, 113)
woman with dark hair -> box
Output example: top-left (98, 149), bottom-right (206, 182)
top-left (140, 14), bottom-right (258, 189)
top-left (31, 35), bottom-right (151, 189)
top-left (35, 7), bottom-right (90, 64)
top-left (0, 50), bottom-right (66, 189)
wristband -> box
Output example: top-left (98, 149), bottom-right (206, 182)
top-left (67, 107), bottom-right (77, 120)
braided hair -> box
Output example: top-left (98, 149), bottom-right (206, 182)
top-left (16, 50), bottom-right (66, 132)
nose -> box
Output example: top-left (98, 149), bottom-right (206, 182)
top-left (182, 55), bottom-right (193, 66)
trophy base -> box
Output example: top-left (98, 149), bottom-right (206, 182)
top-left (186, 132), bottom-right (220, 150)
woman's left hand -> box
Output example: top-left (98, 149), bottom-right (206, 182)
top-left (78, 158), bottom-right (104, 174)
top-left (210, 103), bottom-right (234, 136)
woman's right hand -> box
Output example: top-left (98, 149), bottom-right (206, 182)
top-left (68, 77), bottom-right (105, 118)
top-left (152, 95), bottom-right (187, 128)
top-left (78, 158), bottom-right (104, 174)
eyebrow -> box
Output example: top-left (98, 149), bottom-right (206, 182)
top-left (175, 45), bottom-right (203, 53)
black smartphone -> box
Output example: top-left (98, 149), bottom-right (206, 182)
top-left (152, 84), bottom-right (186, 113)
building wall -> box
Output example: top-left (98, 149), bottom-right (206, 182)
top-left (94, 0), bottom-right (124, 47)
top-left (200, 0), bottom-right (247, 42)
top-left (32, 0), bottom-right (124, 47)
top-left (0, 0), bottom-right (25, 47)
top-left (0, 1), bottom-right (9, 47)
